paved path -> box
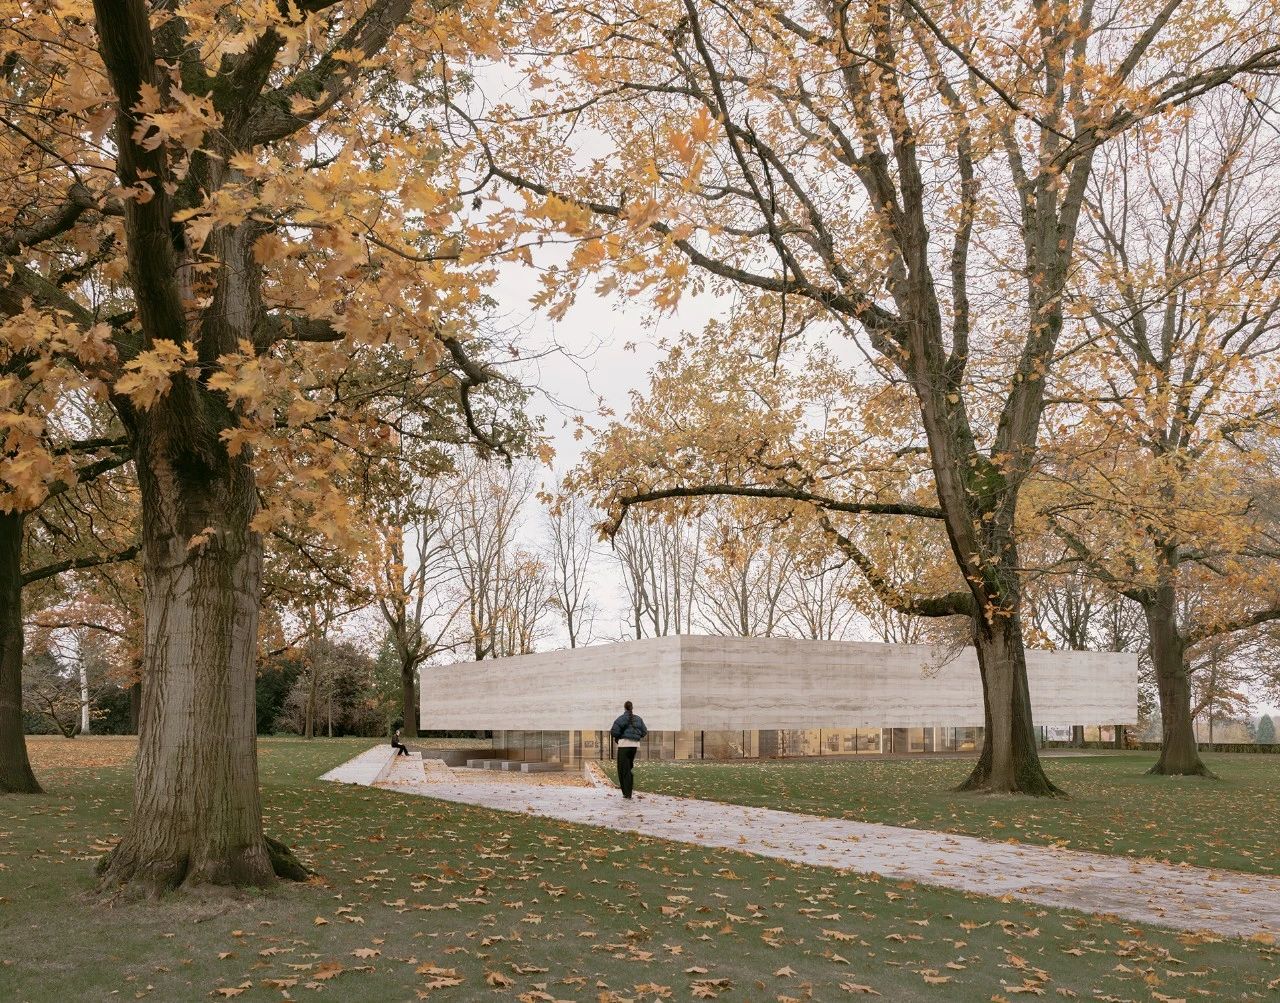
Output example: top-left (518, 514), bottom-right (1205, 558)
top-left (319, 744), bottom-right (398, 786)
top-left (338, 753), bottom-right (1280, 940)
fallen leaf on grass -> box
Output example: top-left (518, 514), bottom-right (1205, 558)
top-left (417, 978), bottom-right (465, 996)
top-left (416, 963), bottom-right (460, 977)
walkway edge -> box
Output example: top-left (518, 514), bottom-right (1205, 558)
top-left (321, 750), bottom-right (1280, 941)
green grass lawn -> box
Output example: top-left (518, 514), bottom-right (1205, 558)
top-left (1, 738), bottom-right (1277, 1002)
top-left (621, 752), bottom-right (1280, 874)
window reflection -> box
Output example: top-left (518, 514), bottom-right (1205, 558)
top-left (492, 726), bottom-right (988, 763)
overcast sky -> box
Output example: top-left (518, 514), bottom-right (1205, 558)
top-left (497, 263), bottom-right (725, 472)
top-left (482, 254), bottom-right (723, 642)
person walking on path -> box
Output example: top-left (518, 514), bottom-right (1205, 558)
top-left (610, 700), bottom-right (647, 799)
top-left (391, 728), bottom-right (410, 757)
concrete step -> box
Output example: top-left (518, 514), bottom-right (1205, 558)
top-left (521, 762), bottom-right (564, 773)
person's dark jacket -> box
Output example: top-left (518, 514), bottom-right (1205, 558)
top-left (611, 713), bottom-right (648, 742)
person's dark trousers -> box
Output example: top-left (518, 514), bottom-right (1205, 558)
top-left (617, 747), bottom-right (637, 798)
top-left (394, 742), bottom-right (408, 756)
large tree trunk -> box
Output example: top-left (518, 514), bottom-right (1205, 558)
top-left (1071, 724), bottom-right (1085, 748)
top-left (401, 658), bottom-right (418, 739)
top-left (920, 408), bottom-right (1059, 795)
top-left (1143, 586), bottom-right (1211, 777)
top-left (0, 512), bottom-right (41, 794)
top-left (96, 430), bottom-right (301, 893)
top-left (907, 288), bottom-right (1060, 797)
top-left (92, 0), bottom-right (308, 893)
top-left (957, 613), bottom-right (1063, 796)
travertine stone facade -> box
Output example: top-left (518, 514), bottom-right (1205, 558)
top-left (421, 636), bottom-right (1137, 730)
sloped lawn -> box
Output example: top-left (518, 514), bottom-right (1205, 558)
top-left (0, 737), bottom-right (1276, 1001)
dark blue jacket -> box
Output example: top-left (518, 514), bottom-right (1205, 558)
top-left (611, 712), bottom-right (648, 742)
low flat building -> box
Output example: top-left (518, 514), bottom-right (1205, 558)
top-left (420, 635), bottom-right (1137, 763)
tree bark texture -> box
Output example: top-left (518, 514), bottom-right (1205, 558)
top-left (97, 426), bottom-right (278, 893)
top-left (1143, 586), bottom-right (1211, 777)
top-left (128, 677), bottom-right (141, 734)
top-left (0, 512), bottom-right (42, 794)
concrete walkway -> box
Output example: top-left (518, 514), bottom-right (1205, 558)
top-left (336, 753), bottom-right (1280, 940)
top-left (319, 744), bottom-right (399, 785)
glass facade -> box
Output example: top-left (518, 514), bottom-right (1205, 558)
top-left (493, 726), bottom-right (986, 763)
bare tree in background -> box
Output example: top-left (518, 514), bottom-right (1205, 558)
top-left (695, 515), bottom-right (794, 637)
top-left (613, 514), bottom-right (702, 638)
top-left (22, 649), bottom-right (86, 738)
top-left (375, 477), bottom-right (466, 737)
top-left (545, 494), bottom-right (598, 648)
top-left (783, 559), bottom-right (863, 641)
top-left (492, 549), bottom-right (554, 656)
top-left (1027, 562), bottom-right (1142, 745)
top-left (444, 458), bottom-right (538, 660)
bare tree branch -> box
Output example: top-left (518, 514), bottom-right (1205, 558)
top-left (615, 483), bottom-right (945, 527)
top-left (23, 544), bottom-right (139, 587)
